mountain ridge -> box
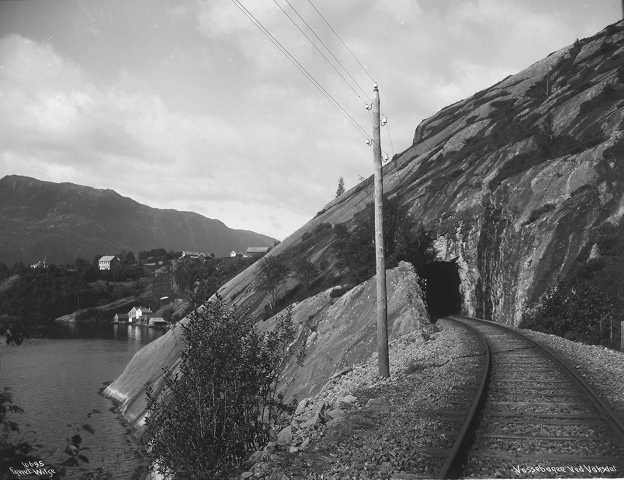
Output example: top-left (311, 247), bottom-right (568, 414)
top-left (0, 174), bottom-right (276, 264)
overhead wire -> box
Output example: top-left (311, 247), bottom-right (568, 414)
top-left (304, 0), bottom-right (377, 85)
top-left (280, 0), bottom-right (367, 97)
top-left (294, 0), bottom-right (397, 159)
top-left (278, 0), bottom-right (399, 159)
top-left (271, 0), bottom-right (363, 100)
top-left (230, 0), bottom-right (370, 139)
top-left (232, 0), bottom-right (393, 159)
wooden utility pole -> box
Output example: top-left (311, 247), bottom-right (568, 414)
top-left (371, 84), bottom-right (389, 378)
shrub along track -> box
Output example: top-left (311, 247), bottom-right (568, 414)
top-left (443, 316), bottom-right (624, 479)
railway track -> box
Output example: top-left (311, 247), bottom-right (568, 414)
top-left (439, 316), bottom-right (624, 479)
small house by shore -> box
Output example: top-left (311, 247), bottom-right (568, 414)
top-left (148, 317), bottom-right (168, 329)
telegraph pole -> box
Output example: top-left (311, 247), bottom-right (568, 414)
top-left (371, 84), bottom-right (389, 378)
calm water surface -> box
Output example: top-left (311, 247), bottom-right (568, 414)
top-left (0, 322), bottom-right (163, 479)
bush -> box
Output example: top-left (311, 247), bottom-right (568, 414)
top-left (521, 222), bottom-right (624, 348)
top-left (144, 298), bottom-right (295, 479)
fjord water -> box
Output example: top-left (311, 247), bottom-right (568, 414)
top-left (0, 323), bottom-right (163, 479)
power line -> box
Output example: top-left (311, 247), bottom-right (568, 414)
top-left (280, 0), bottom-right (367, 97)
top-left (230, 0), bottom-right (369, 139)
top-left (271, 0), bottom-right (363, 100)
top-left (300, 0), bottom-right (396, 157)
top-left (304, 0), bottom-right (376, 85)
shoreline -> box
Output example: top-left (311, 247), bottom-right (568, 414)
top-left (99, 381), bottom-right (150, 480)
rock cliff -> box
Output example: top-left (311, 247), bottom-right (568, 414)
top-left (106, 21), bottom-right (624, 423)
top-left (211, 21), bottom-right (624, 326)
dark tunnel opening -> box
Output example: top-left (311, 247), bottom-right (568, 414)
top-left (423, 260), bottom-right (462, 319)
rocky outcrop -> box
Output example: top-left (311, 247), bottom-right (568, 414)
top-left (107, 21), bottom-right (624, 423)
top-left (259, 261), bottom-right (431, 402)
top-left (104, 262), bottom-right (431, 427)
top-left (104, 326), bottom-right (185, 427)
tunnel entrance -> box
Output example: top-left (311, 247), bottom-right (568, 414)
top-left (423, 260), bottom-right (462, 319)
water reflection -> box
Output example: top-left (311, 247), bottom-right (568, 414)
top-left (48, 321), bottom-right (164, 344)
top-left (0, 321), bottom-right (164, 479)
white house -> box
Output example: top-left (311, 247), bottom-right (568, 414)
top-left (128, 306), bottom-right (152, 324)
top-left (128, 307), bottom-right (139, 323)
top-left (30, 258), bottom-right (47, 270)
top-left (98, 255), bottom-right (120, 271)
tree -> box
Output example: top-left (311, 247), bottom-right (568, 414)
top-left (335, 176), bottom-right (345, 197)
top-left (292, 258), bottom-right (317, 293)
top-left (144, 298), bottom-right (295, 479)
top-left (257, 256), bottom-right (289, 311)
top-left (333, 197), bottom-right (435, 284)
top-left (521, 221), bottom-right (624, 346)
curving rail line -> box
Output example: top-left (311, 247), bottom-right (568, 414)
top-left (440, 315), bottom-right (624, 479)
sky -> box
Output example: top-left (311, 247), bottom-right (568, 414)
top-left (0, 1), bottom-right (620, 240)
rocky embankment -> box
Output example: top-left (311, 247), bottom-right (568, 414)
top-left (240, 326), bottom-right (624, 480)
top-left (104, 262), bottom-right (431, 428)
top-left (523, 329), bottom-right (624, 419)
top-left (259, 261), bottom-right (431, 402)
top-left (238, 319), bottom-right (483, 480)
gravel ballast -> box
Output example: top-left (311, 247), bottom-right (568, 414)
top-left (241, 319), bottom-right (485, 479)
top-left (521, 329), bottom-right (624, 420)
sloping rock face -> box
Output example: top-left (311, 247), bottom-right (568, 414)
top-left (104, 327), bottom-right (185, 427)
top-left (259, 261), bottom-right (431, 402)
top-left (107, 22), bottom-right (624, 422)
top-left (104, 262), bottom-right (430, 427)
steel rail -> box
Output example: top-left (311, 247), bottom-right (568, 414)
top-left (462, 315), bottom-right (624, 445)
top-left (437, 317), bottom-right (491, 479)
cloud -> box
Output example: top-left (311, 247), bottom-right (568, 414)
top-left (196, 0), bottom-right (278, 38)
top-left (0, 33), bottom-right (335, 237)
top-left (0, 1), bottom-right (618, 240)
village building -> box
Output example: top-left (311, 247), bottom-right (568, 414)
top-left (98, 255), bottom-right (120, 271)
top-left (113, 313), bottom-right (129, 323)
top-left (148, 317), bottom-right (168, 329)
top-left (128, 306), bottom-right (152, 324)
top-left (245, 246), bottom-right (271, 258)
top-left (29, 258), bottom-right (47, 270)
top-left (180, 250), bottom-right (207, 259)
